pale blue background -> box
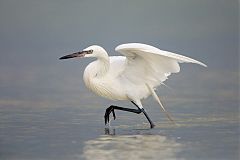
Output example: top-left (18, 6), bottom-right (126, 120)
top-left (0, 0), bottom-right (238, 107)
top-left (0, 0), bottom-right (239, 160)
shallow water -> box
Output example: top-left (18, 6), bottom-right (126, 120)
top-left (0, 101), bottom-right (239, 160)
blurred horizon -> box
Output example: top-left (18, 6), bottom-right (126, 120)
top-left (0, 0), bottom-right (239, 109)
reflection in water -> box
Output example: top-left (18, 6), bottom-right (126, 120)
top-left (104, 128), bottom-right (116, 135)
top-left (82, 128), bottom-right (183, 160)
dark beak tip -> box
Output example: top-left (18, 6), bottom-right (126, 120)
top-left (59, 51), bottom-right (87, 60)
top-left (59, 54), bottom-right (74, 60)
top-left (59, 56), bottom-right (66, 60)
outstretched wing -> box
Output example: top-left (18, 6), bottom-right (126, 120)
top-left (115, 43), bottom-right (207, 88)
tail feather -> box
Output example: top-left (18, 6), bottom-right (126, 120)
top-left (160, 82), bottom-right (175, 93)
top-left (146, 84), bottom-right (176, 124)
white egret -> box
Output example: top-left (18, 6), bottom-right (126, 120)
top-left (59, 43), bottom-right (206, 128)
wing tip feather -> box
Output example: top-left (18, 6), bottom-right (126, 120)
top-left (195, 61), bottom-right (207, 67)
top-left (116, 43), bottom-right (208, 68)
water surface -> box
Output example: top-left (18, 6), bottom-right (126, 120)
top-left (0, 101), bottom-right (239, 160)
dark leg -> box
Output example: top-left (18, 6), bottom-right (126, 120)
top-left (104, 105), bottom-right (141, 125)
top-left (131, 101), bottom-right (155, 128)
top-left (104, 101), bottom-right (155, 128)
top-left (141, 109), bottom-right (155, 128)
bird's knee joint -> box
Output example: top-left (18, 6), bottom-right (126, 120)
top-left (136, 109), bottom-right (143, 114)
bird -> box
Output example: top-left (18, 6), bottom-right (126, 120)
top-left (59, 43), bottom-right (207, 128)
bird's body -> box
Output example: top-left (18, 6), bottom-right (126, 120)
top-left (83, 56), bottom-right (128, 101)
top-left (60, 43), bottom-right (207, 128)
top-left (83, 56), bottom-right (151, 102)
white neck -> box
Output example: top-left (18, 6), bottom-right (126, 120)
top-left (95, 56), bottom-right (110, 77)
top-left (83, 53), bottom-right (110, 82)
top-left (83, 54), bottom-right (110, 93)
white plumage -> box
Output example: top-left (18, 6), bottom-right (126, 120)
top-left (60, 43), bottom-right (207, 127)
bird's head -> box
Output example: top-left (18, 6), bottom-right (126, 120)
top-left (59, 45), bottom-right (108, 60)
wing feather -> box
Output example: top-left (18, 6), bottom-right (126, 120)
top-left (115, 43), bottom-right (206, 88)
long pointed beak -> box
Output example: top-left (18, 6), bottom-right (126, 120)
top-left (59, 51), bottom-right (87, 60)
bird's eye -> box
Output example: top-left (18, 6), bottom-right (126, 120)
top-left (88, 50), bottom-right (93, 54)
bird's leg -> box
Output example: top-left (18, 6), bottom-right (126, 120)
top-left (131, 101), bottom-right (155, 128)
top-left (141, 109), bottom-right (155, 128)
top-left (104, 101), bottom-right (155, 128)
top-left (104, 105), bottom-right (141, 125)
